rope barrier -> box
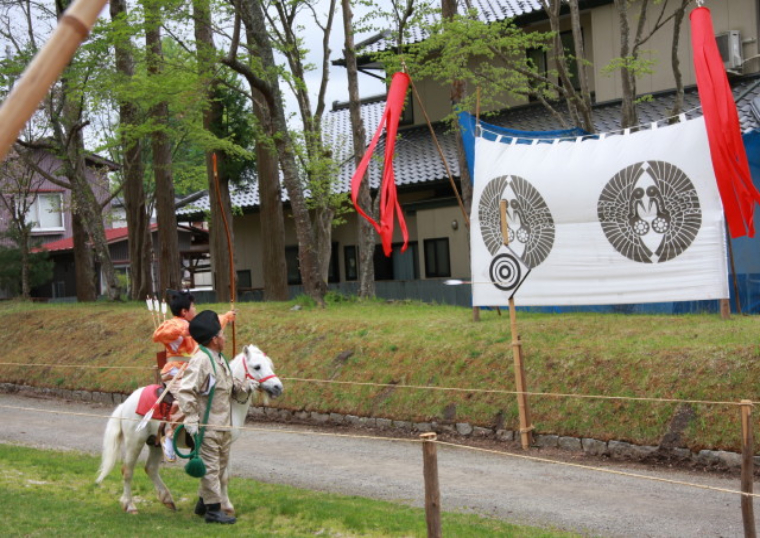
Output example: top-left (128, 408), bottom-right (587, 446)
top-left (432, 439), bottom-right (760, 499)
top-left (0, 402), bottom-right (755, 500)
top-left (0, 359), bottom-right (750, 407)
top-left (282, 377), bottom-right (748, 407)
top-left (0, 362), bottom-right (152, 370)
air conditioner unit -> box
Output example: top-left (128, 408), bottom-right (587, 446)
top-left (716, 31), bottom-right (743, 73)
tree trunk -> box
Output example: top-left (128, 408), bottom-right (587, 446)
top-left (253, 99), bottom-right (288, 301)
top-left (668, 1), bottom-right (688, 118)
top-left (442, 0), bottom-right (472, 216)
top-left (315, 206), bottom-right (335, 284)
top-left (615, 0), bottom-right (638, 128)
top-left (341, 0), bottom-right (375, 298)
top-left (193, 0), bottom-right (235, 304)
top-left (238, 0), bottom-right (325, 304)
top-left (144, 0), bottom-right (181, 296)
top-left (19, 228), bottom-right (30, 300)
top-left (72, 212), bottom-right (97, 301)
top-left (110, 0), bottom-right (152, 299)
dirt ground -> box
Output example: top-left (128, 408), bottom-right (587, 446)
top-left (0, 391), bottom-right (755, 538)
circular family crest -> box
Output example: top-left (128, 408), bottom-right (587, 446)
top-left (597, 161), bottom-right (701, 263)
top-left (477, 175), bottom-right (555, 268)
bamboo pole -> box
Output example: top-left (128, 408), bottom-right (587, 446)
top-left (420, 432), bottom-right (442, 538)
top-left (740, 400), bottom-right (756, 538)
top-left (0, 0), bottom-right (108, 162)
top-left (500, 200), bottom-right (533, 449)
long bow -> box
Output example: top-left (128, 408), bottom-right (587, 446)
top-left (212, 152), bottom-right (236, 355)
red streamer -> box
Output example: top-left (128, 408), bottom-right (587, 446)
top-left (350, 72), bottom-right (410, 256)
top-left (691, 6), bottom-right (760, 238)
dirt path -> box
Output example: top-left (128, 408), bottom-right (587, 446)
top-left (0, 392), bottom-right (754, 537)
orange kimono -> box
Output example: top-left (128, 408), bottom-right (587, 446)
top-left (153, 312), bottom-right (233, 382)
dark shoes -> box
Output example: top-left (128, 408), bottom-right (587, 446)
top-left (200, 501), bottom-right (236, 524)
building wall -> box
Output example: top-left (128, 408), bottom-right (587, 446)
top-left (232, 198), bottom-right (466, 289)
top-left (591, 1), bottom-right (760, 103)
top-left (408, 2), bottom-right (760, 125)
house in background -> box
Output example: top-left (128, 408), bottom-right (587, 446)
top-left (179, 0), bottom-right (760, 312)
top-left (32, 223), bottom-right (211, 300)
top-left (0, 147), bottom-right (118, 299)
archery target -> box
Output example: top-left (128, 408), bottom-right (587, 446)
top-left (490, 253), bottom-right (521, 291)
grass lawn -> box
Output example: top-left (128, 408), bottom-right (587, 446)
top-left (0, 298), bottom-right (758, 452)
top-left (0, 444), bottom-right (576, 537)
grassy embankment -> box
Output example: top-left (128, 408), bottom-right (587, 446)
top-left (0, 298), bottom-right (758, 452)
top-left (0, 444), bottom-right (575, 537)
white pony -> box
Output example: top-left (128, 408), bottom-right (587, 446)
top-left (96, 344), bottom-right (283, 514)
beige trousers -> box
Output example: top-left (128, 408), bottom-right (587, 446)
top-left (198, 428), bottom-right (232, 505)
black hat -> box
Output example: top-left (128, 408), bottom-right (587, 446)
top-left (189, 310), bottom-right (221, 346)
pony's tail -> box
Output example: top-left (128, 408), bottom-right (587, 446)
top-left (96, 404), bottom-right (124, 484)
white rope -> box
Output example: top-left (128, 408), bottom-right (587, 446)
top-left (0, 402), bottom-right (757, 500)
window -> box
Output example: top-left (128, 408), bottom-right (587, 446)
top-left (237, 269), bottom-right (252, 289)
top-left (344, 245), bottom-right (357, 281)
top-left (372, 242), bottom-right (419, 281)
top-left (285, 246), bottom-right (301, 285)
top-left (424, 238), bottom-right (451, 278)
top-left (29, 193), bottom-right (64, 232)
top-left (373, 244), bottom-right (395, 281)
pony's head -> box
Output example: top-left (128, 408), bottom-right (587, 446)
top-left (241, 344), bottom-right (283, 399)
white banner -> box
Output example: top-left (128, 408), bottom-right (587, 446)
top-left (470, 117), bottom-right (729, 306)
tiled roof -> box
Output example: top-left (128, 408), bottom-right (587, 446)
top-left (177, 76), bottom-right (760, 215)
top-left (358, 0), bottom-right (544, 55)
top-left (35, 224), bottom-right (158, 253)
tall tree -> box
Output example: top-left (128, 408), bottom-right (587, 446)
top-left (192, 0), bottom-right (236, 304)
top-left (143, 0), bottom-right (181, 295)
top-left (265, 0), bottom-right (343, 288)
top-left (341, 0), bottom-right (375, 298)
top-left (224, 0), bottom-right (326, 304)
top-left (110, 0), bottom-right (153, 300)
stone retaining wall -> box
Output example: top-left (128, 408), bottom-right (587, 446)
top-left (0, 383), bottom-right (750, 469)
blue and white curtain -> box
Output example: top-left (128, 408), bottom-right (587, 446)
top-left (465, 115), bottom-right (729, 307)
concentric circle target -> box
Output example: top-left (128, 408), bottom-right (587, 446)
top-left (490, 253), bottom-right (521, 291)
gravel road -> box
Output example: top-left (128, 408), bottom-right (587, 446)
top-left (0, 392), bottom-right (755, 537)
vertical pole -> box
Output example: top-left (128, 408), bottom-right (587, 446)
top-left (741, 400), bottom-right (756, 538)
top-left (720, 298), bottom-right (731, 320)
top-left (420, 433), bottom-right (442, 538)
top-left (473, 306), bottom-right (481, 322)
top-left (500, 200), bottom-right (533, 449)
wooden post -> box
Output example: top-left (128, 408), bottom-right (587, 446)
top-left (720, 298), bottom-right (731, 320)
top-left (420, 432), bottom-right (442, 538)
top-left (473, 306), bottom-right (480, 322)
top-left (500, 200), bottom-right (533, 449)
top-left (741, 400), bottom-right (756, 538)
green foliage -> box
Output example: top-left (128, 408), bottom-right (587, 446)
top-left (0, 246), bottom-right (53, 296)
top-left (601, 53), bottom-right (658, 79)
top-left (293, 294), bottom-right (317, 308)
top-left (375, 7), bottom-right (556, 124)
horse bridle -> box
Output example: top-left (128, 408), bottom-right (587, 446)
top-left (242, 352), bottom-right (278, 384)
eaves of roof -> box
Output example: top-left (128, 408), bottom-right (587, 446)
top-left (177, 74), bottom-right (760, 216)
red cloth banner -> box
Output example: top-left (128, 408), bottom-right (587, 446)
top-left (350, 72), bottom-right (410, 256)
top-left (691, 6), bottom-right (760, 238)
